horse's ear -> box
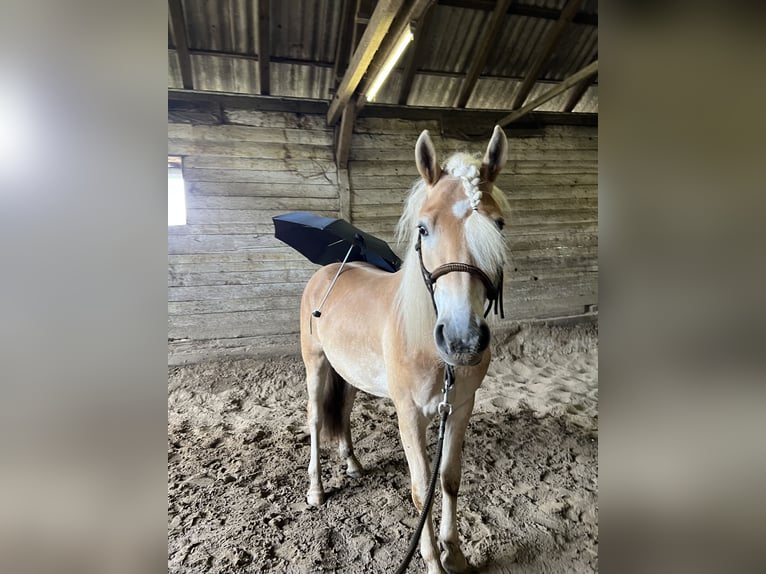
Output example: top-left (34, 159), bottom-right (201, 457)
top-left (481, 125), bottom-right (508, 182)
top-left (415, 130), bottom-right (441, 185)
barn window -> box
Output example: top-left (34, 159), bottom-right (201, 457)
top-left (168, 156), bottom-right (186, 226)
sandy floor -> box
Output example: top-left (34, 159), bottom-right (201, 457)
top-left (168, 319), bottom-right (598, 573)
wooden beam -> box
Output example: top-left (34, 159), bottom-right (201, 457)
top-left (327, 0), bottom-right (405, 126)
top-left (564, 61), bottom-right (596, 112)
top-left (356, 0), bottom-right (433, 107)
top-left (397, 2), bottom-right (436, 105)
top-left (511, 0), bottom-right (584, 109)
top-left (454, 0), bottom-right (511, 108)
top-left (333, 0), bottom-right (357, 84)
top-left (438, 0), bottom-right (597, 26)
top-left (499, 60), bottom-right (598, 126)
top-left (257, 0), bottom-right (270, 95)
top-left (335, 101), bottom-right (357, 169)
top-left (168, 0), bottom-right (194, 90)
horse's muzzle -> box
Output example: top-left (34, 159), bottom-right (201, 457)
top-left (434, 320), bottom-right (490, 366)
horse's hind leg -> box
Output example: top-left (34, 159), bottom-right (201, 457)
top-left (304, 353), bottom-right (330, 506)
top-left (337, 383), bottom-right (364, 478)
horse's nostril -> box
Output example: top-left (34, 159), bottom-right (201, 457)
top-left (478, 322), bottom-right (490, 351)
top-left (434, 323), bottom-right (449, 353)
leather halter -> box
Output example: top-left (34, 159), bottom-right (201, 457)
top-left (415, 232), bottom-right (504, 319)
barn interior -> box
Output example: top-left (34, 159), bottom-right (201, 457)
top-left (167, 1), bottom-right (598, 572)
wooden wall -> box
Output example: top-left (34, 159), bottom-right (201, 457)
top-left (168, 104), bottom-right (597, 365)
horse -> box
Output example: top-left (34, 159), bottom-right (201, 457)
top-left (299, 126), bottom-right (510, 573)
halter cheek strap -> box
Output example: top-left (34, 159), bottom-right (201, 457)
top-left (415, 233), bottom-right (505, 319)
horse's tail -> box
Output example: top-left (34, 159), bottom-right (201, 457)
top-left (322, 366), bottom-right (348, 440)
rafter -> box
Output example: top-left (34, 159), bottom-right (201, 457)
top-left (499, 60), bottom-right (597, 126)
top-left (257, 0), bottom-right (270, 95)
top-left (356, 0), bottom-right (433, 108)
top-left (397, 2), bottom-right (436, 105)
top-left (564, 60), bottom-right (596, 112)
top-left (511, 0), bottom-right (584, 110)
top-left (438, 0), bottom-right (597, 26)
top-left (168, 0), bottom-right (194, 90)
top-left (454, 0), bottom-right (511, 109)
top-left (327, 0), bottom-right (405, 126)
top-left (333, 0), bottom-right (358, 85)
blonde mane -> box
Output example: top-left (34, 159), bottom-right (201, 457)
top-left (394, 153), bottom-right (510, 348)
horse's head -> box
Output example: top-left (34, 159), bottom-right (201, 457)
top-left (406, 126), bottom-right (509, 366)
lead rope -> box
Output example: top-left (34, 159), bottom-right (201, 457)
top-left (394, 364), bottom-right (454, 574)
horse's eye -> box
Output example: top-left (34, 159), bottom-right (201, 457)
top-left (417, 224), bottom-right (429, 237)
top-left (496, 219), bottom-right (505, 230)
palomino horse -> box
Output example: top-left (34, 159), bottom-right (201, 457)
top-left (300, 127), bottom-right (510, 573)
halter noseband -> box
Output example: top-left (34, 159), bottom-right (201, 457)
top-left (415, 233), bottom-right (505, 319)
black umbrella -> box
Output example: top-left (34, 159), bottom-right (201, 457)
top-left (272, 212), bottom-right (402, 273)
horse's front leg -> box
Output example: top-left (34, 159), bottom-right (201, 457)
top-left (438, 394), bottom-right (475, 573)
top-left (395, 401), bottom-right (443, 574)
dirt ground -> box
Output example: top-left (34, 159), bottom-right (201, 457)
top-left (168, 319), bottom-right (598, 573)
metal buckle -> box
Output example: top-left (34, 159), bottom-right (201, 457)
top-left (438, 401), bottom-right (452, 417)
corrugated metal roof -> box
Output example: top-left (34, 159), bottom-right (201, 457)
top-left (168, 0), bottom-right (598, 115)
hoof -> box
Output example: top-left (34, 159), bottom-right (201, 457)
top-left (346, 466), bottom-right (365, 479)
top-left (440, 540), bottom-right (468, 573)
top-left (306, 489), bottom-right (325, 507)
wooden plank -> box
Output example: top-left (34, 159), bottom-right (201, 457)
top-left (183, 156), bottom-right (336, 171)
top-left (350, 172), bottom-right (597, 189)
top-left (168, 89), bottom-right (329, 116)
top-left (168, 233), bottom-right (283, 255)
top-left (168, 250), bottom-right (308, 264)
top-left (168, 99), bottom-right (222, 124)
top-left (168, 139), bottom-right (334, 160)
top-left (169, 259), bottom-right (317, 274)
top-left (183, 168), bottom-right (338, 185)
top-left (168, 309), bottom-right (300, 340)
top-left (223, 109), bottom-right (328, 129)
top-left (500, 61), bottom-right (599, 126)
top-left (327, 0), bottom-right (405, 125)
top-left (168, 0), bottom-right (194, 90)
top-left (455, 0), bottom-right (511, 108)
top-left (168, 334), bottom-right (301, 365)
top-left (186, 181), bottom-right (338, 198)
top-left (338, 168), bottom-right (351, 221)
top-left (168, 295), bottom-right (299, 316)
top-left (185, 195), bottom-right (336, 212)
top-left (185, 208), bottom-right (337, 226)
top-left (168, 124), bottom-right (334, 146)
top-left (511, 0), bottom-right (585, 109)
top-left (168, 283), bottom-right (308, 302)
top-left (257, 0), bottom-right (270, 95)
top-left (168, 268), bottom-right (316, 288)
top-left (335, 101), bottom-right (356, 168)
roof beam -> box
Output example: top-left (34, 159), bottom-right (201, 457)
top-left (438, 0), bottom-right (597, 26)
top-left (397, 2), bottom-right (436, 105)
top-left (168, 0), bottom-right (194, 90)
top-left (257, 0), bottom-right (270, 95)
top-left (499, 60), bottom-right (598, 126)
top-left (454, 0), bottom-right (511, 108)
top-left (327, 0), bottom-right (405, 126)
top-left (511, 0), bottom-right (584, 109)
top-left (356, 0), bottom-right (433, 107)
top-left (333, 0), bottom-right (358, 84)
top-left (564, 58), bottom-right (596, 112)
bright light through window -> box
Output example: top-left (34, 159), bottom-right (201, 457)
top-left (168, 157), bottom-right (186, 226)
